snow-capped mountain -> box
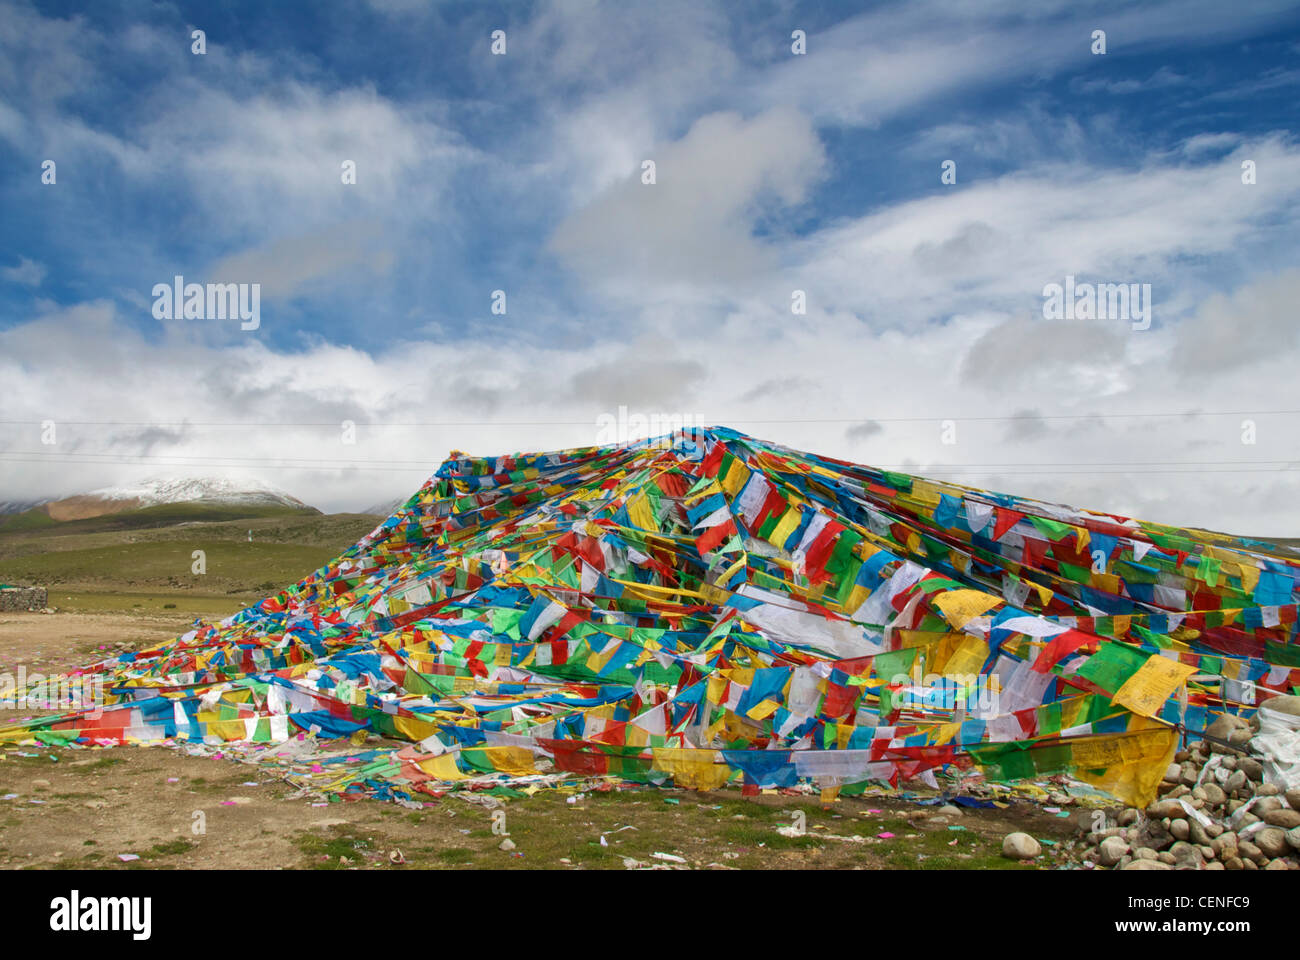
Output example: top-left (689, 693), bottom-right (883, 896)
top-left (81, 477), bottom-right (308, 508)
top-left (0, 498), bottom-right (49, 516)
top-left (41, 477), bottom-right (313, 521)
top-left (361, 496), bottom-right (405, 517)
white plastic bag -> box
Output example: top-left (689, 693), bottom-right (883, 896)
top-left (1250, 702), bottom-right (1300, 790)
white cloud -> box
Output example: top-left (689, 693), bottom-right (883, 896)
top-left (788, 135), bottom-right (1300, 327)
top-left (206, 222), bottom-right (395, 300)
top-left (6, 284), bottom-right (1300, 536)
top-left (2, 256), bottom-right (46, 287)
top-left (547, 108), bottom-right (825, 297)
top-left (1169, 269), bottom-right (1300, 375)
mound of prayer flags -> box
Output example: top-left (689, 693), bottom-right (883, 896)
top-left (5, 427), bottom-right (1299, 808)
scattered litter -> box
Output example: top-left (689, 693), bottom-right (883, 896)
top-left (652, 851), bottom-right (686, 863)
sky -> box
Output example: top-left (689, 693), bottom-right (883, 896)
top-left (2, 0), bottom-right (1299, 529)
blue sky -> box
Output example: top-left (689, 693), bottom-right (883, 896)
top-left (2, 0), bottom-right (1300, 529)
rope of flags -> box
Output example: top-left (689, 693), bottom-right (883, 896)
top-left (4, 427), bottom-right (1297, 808)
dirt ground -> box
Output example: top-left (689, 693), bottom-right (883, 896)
top-left (0, 609), bottom-right (198, 673)
top-left (0, 610), bottom-right (1081, 871)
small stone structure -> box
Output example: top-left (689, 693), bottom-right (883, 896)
top-left (0, 585), bottom-right (47, 612)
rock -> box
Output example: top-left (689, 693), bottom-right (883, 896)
top-left (498, 838), bottom-right (517, 852)
top-left (1255, 796), bottom-right (1283, 815)
top-left (31, 779), bottom-right (51, 789)
top-left (1237, 758), bottom-right (1264, 782)
top-left (1170, 819), bottom-right (1190, 841)
top-left (1123, 860), bottom-right (1172, 870)
top-left (1135, 818), bottom-right (1175, 852)
top-left (1170, 841), bottom-right (1204, 869)
top-left (1162, 763), bottom-right (1181, 783)
top-left (1118, 808), bottom-right (1141, 827)
top-left (1147, 800), bottom-right (1183, 820)
top-left (1087, 827), bottom-right (1126, 845)
top-left (1189, 822), bottom-right (1212, 847)
top-left (1225, 770), bottom-right (1247, 793)
top-left (1180, 763), bottom-right (1199, 785)
top-left (1265, 858), bottom-right (1289, 870)
top-left (1099, 836), bottom-right (1129, 867)
top-left (1201, 783), bottom-right (1226, 807)
top-left (1255, 827), bottom-right (1289, 859)
top-left (1002, 833), bottom-right (1040, 860)
top-left (1286, 827), bottom-right (1300, 851)
top-left (1205, 861), bottom-right (1225, 870)
top-left (1206, 713), bottom-right (1251, 738)
top-left (1264, 809), bottom-right (1300, 829)
top-left (1262, 694), bottom-right (1300, 717)
top-left (1206, 714), bottom-right (1252, 754)
top-left (82, 800), bottom-right (106, 810)
top-left (1257, 782), bottom-right (1281, 797)
top-left (1239, 840), bottom-right (1265, 864)
top-left (1225, 856), bottom-right (1245, 870)
top-left (938, 804), bottom-right (962, 816)
top-left (1243, 858), bottom-right (1258, 870)
top-left (1134, 846), bottom-right (1158, 860)
top-left (1158, 851), bottom-right (1177, 864)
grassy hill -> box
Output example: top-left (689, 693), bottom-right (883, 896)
top-left (0, 499), bottom-right (321, 535)
top-left (0, 505), bottom-right (381, 614)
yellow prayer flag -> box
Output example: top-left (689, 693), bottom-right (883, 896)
top-left (1112, 655), bottom-right (1198, 718)
top-left (651, 748), bottom-right (733, 790)
top-left (931, 589), bottom-right (1001, 630)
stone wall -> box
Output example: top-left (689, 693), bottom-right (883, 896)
top-left (0, 586), bottom-right (47, 612)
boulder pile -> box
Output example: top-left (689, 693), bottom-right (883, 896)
top-left (1064, 695), bottom-right (1300, 870)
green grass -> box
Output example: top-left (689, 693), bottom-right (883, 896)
top-left (146, 839), bottom-right (193, 858)
top-left (292, 828), bottom-right (384, 870)
top-left (15, 502), bottom-right (320, 537)
top-left (0, 508), bottom-right (379, 603)
top-left (0, 509), bottom-right (57, 533)
top-left (57, 590), bottom-right (252, 618)
top-left (0, 540), bottom-right (342, 594)
top-left (434, 847), bottom-right (476, 864)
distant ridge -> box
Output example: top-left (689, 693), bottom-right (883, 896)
top-left (44, 477), bottom-right (311, 521)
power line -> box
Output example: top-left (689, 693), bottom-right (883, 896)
top-left (0, 409), bottom-right (1297, 428)
top-left (0, 451), bottom-right (1298, 477)
top-left (1, 451), bottom-right (1297, 468)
